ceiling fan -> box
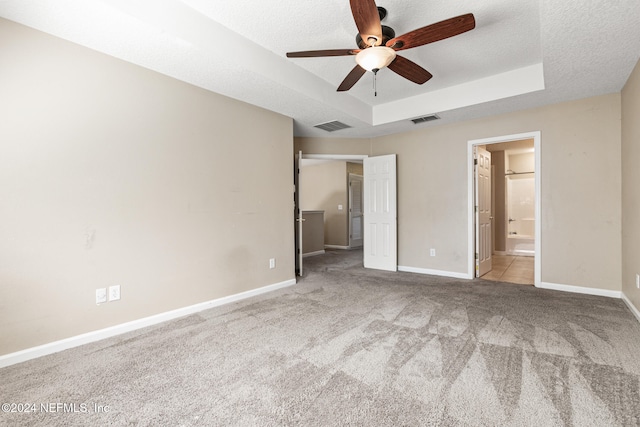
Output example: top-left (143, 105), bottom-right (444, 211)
top-left (286, 0), bottom-right (475, 93)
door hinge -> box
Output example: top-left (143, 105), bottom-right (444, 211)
top-left (474, 159), bottom-right (478, 165)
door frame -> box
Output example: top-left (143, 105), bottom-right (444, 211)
top-left (467, 131), bottom-right (541, 287)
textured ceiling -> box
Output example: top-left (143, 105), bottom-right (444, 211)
top-left (1, 0), bottom-right (639, 138)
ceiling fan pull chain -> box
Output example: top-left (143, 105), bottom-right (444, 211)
top-left (373, 68), bottom-right (378, 96)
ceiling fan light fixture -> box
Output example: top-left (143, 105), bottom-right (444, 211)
top-left (355, 46), bottom-right (396, 72)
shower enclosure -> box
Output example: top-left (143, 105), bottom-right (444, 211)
top-left (506, 172), bottom-right (535, 256)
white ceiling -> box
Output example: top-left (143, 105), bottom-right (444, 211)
top-left (1, 0), bottom-right (639, 138)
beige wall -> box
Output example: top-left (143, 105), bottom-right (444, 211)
top-left (299, 93), bottom-right (622, 291)
top-left (377, 94), bottom-right (621, 288)
top-left (300, 161), bottom-right (349, 246)
top-left (622, 58), bottom-right (640, 313)
top-left (295, 137), bottom-right (371, 157)
top-left (507, 152), bottom-right (535, 173)
top-left (347, 162), bottom-right (364, 176)
top-left (0, 19), bottom-right (294, 355)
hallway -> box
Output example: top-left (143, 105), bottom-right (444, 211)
top-left (481, 255), bottom-right (534, 285)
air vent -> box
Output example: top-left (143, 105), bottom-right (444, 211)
top-left (411, 114), bottom-right (440, 124)
top-left (314, 120), bottom-right (352, 132)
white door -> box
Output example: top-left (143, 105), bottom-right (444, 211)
top-left (294, 150), bottom-right (303, 276)
top-left (475, 147), bottom-right (492, 277)
top-left (349, 174), bottom-right (364, 248)
top-left (364, 155), bottom-right (397, 271)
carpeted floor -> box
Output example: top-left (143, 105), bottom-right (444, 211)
top-left (2, 249), bottom-right (640, 426)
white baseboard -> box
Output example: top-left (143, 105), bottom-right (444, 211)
top-left (0, 278), bottom-right (296, 369)
top-left (324, 245), bottom-right (350, 250)
top-left (398, 265), bottom-right (471, 280)
top-left (302, 250), bottom-right (325, 258)
top-left (622, 292), bottom-right (640, 323)
top-left (537, 281), bottom-right (622, 299)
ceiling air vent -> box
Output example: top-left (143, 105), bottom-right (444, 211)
top-left (411, 114), bottom-right (440, 124)
top-left (314, 120), bottom-right (352, 132)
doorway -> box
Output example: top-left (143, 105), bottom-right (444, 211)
top-left (297, 154), bottom-right (367, 276)
top-left (348, 173), bottom-right (364, 248)
top-left (468, 132), bottom-right (541, 287)
top-left (296, 153), bottom-right (398, 275)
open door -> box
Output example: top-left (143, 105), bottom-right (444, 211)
top-left (349, 173), bottom-right (363, 248)
top-left (475, 146), bottom-right (492, 277)
top-left (294, 150), bottom-right (303, 276)
top-left (363, 154), bottom-right (397, 271)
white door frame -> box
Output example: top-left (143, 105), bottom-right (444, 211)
top-left (467, 131), bottom-right (541, 287)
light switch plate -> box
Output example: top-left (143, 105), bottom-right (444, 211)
top-left (109, 285), bottom-right (121, 301)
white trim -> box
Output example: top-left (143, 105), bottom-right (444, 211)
top-left (302, 250), bottom-right (325, 258)
top-left (398, 265), bottom-right (470, 280)
top-left (538, 281), bottom-right (621, 299)
top-left (467, 131), bottom-right (541, 287)
top-left (324, 245), bottom-right (351, 250)
top-left (622, 292), bottom-right (640, 323)
top-left (302, 154), bottom-right (368, 161)
top-left (0, 278), bottom-right (296, 368)
top-left (374, 64), bottom-right (545, 126)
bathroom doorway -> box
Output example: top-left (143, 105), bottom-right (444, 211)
top-left (468, 132), bottom-right (541, 286)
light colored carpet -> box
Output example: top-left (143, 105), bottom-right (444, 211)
top-left (2, 249), bottom-right (640, 426)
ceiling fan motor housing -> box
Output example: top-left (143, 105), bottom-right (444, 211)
top-left (356, 25), bottom-right (396, 49)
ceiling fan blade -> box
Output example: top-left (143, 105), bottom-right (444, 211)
top-left (337, 65), bottom-right (367, 91)
top-left (387, 55), bottom-right (433, 84)
top-left (386, 13), bottom-right (475, 51)
top-left (286, 49), bottom-right (359, 58)
top-left (350, 0), bottom-right (383, 46)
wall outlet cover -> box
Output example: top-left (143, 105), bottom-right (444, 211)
top-left (96, 288), bottom-right (107, 304)
top-left (430, 248), bottom-right (436, 257)
top-left (269, 258), bottom-right (276, 269)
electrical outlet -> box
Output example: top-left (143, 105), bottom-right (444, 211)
top-left (96, 288), bottom-right (107, 305)
top-left (430, 248), bottom-right (436, 257)
top-left (109, 285), bottom-right (121, 301)
top-left (269, 258), bottom-right (276, 269)
top-left (636, 273), bottom-right (639, 289)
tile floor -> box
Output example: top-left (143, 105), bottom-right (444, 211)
top-left (480, 254), bottom-right (534, 285)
